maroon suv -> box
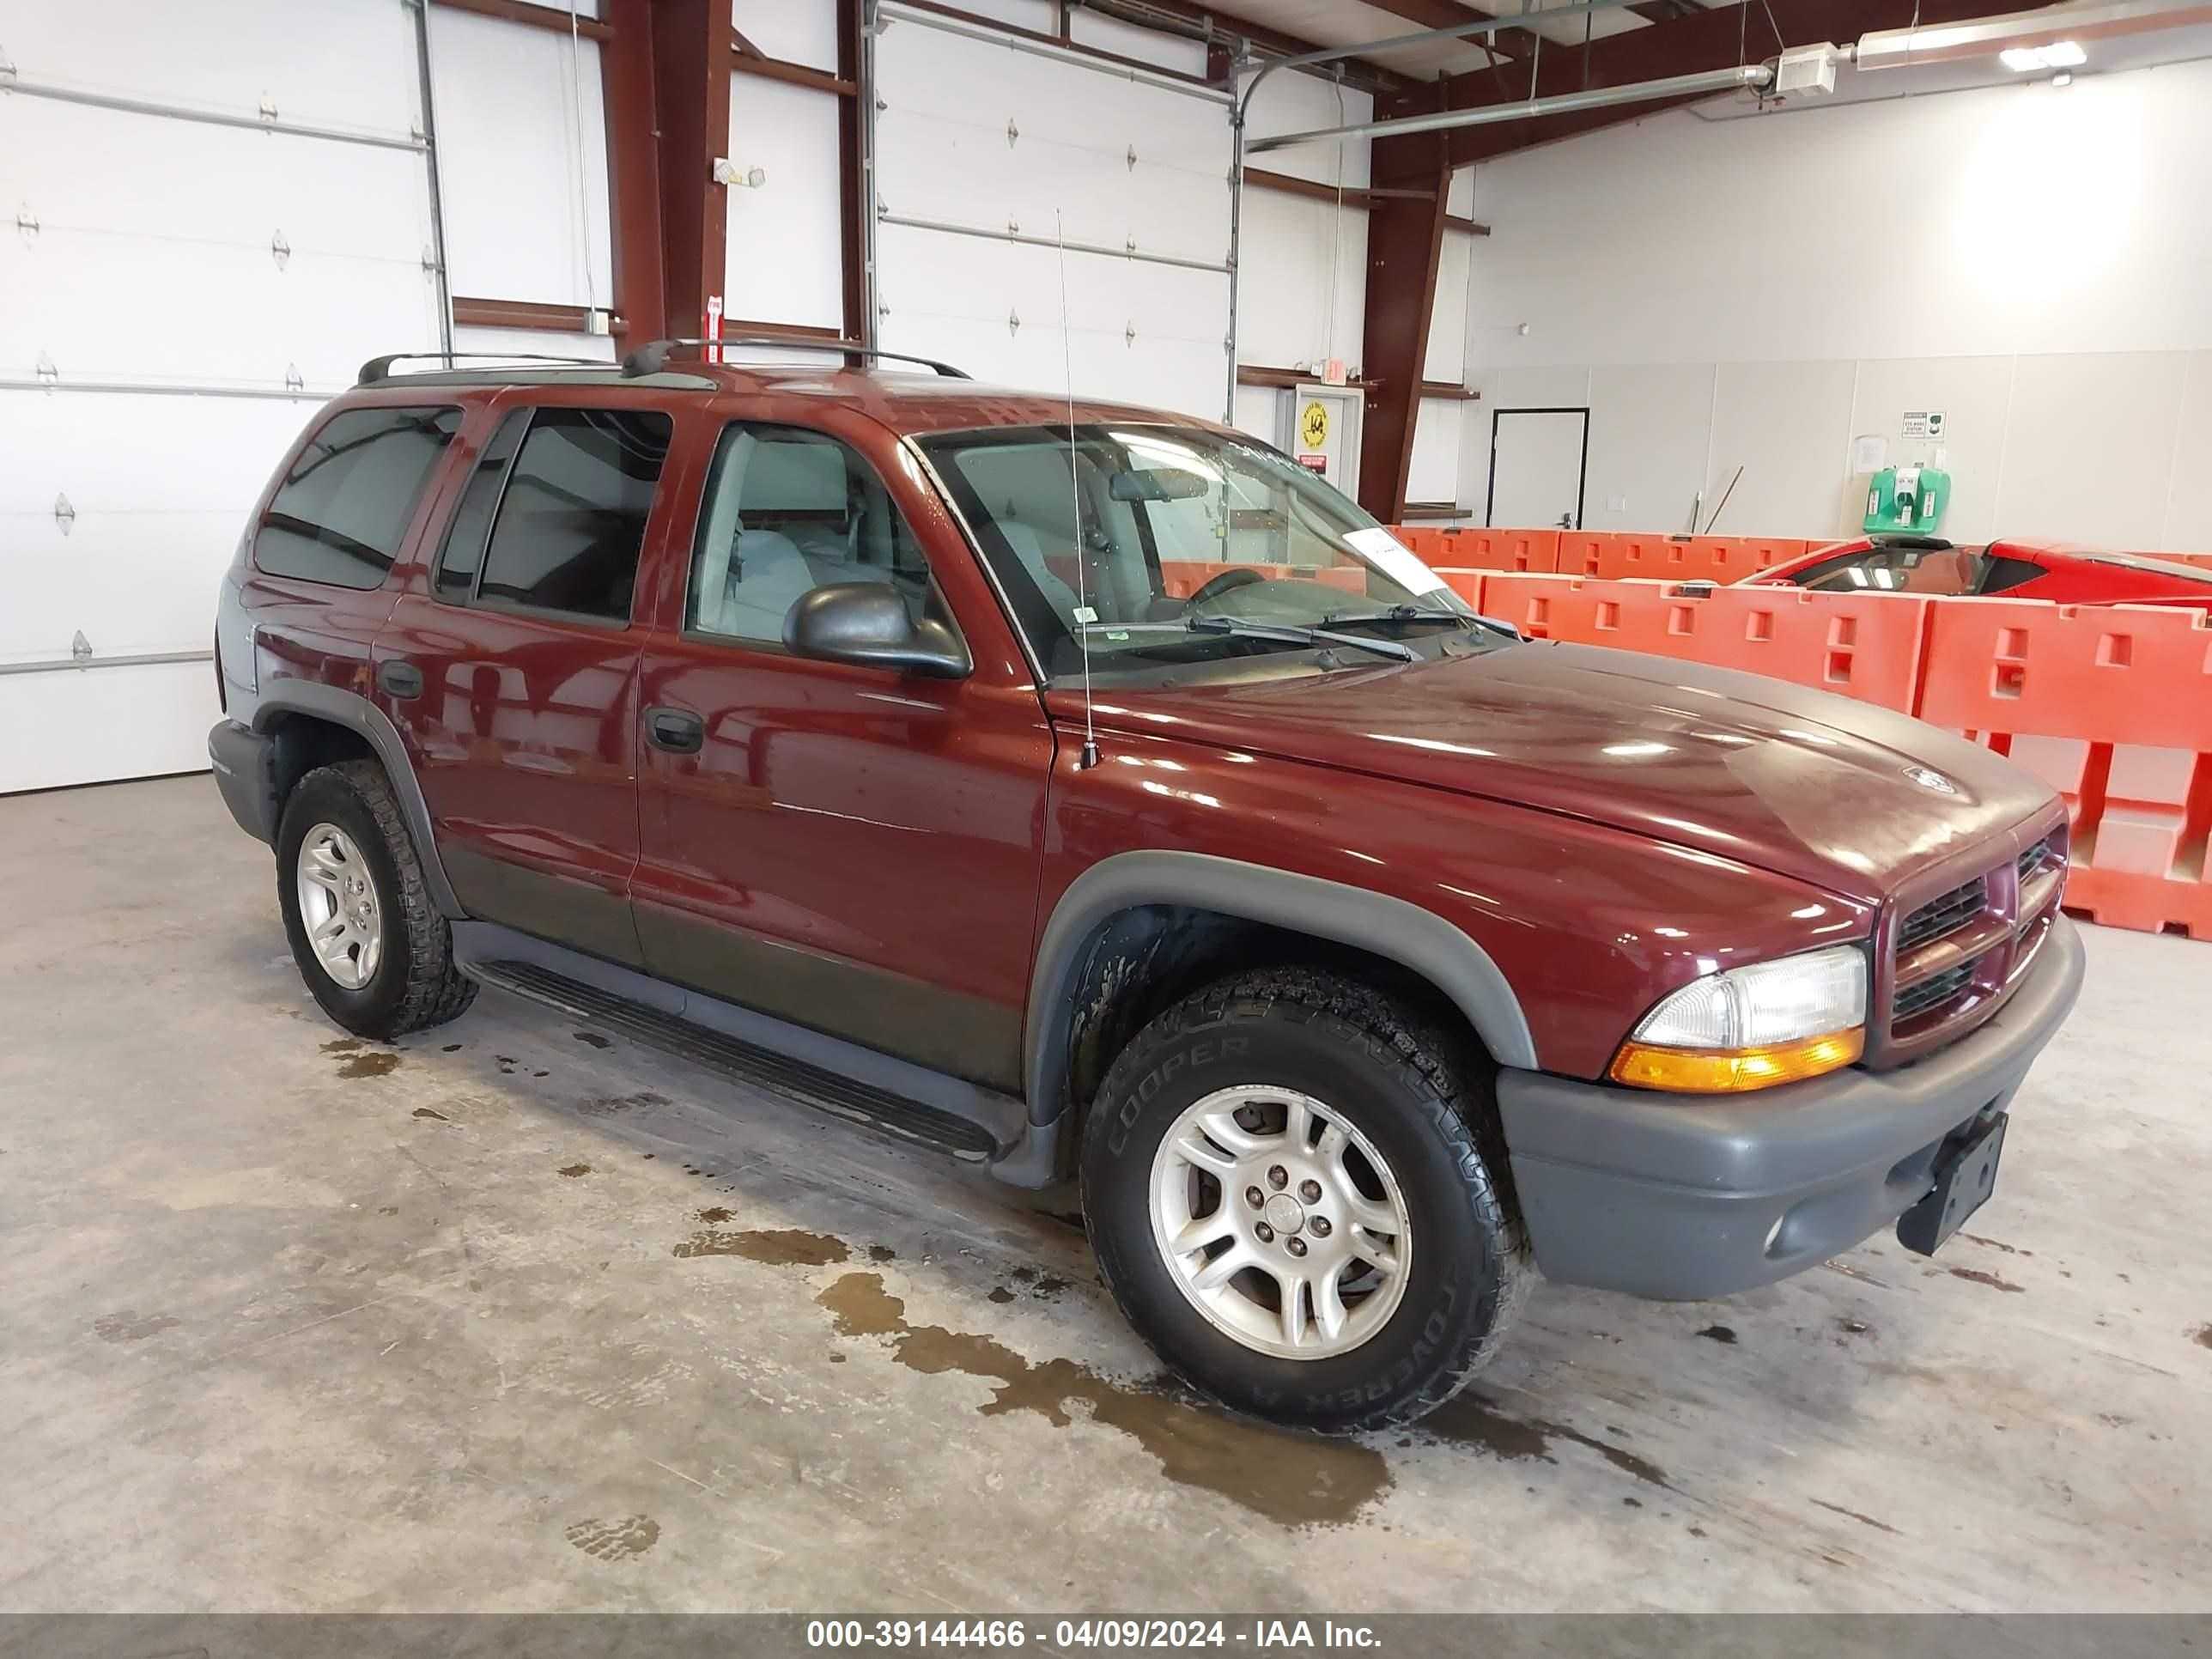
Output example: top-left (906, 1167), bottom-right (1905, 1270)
top-left (210, 344), bottom-right (2085, 1431)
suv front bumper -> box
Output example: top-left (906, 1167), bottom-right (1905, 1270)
top-left (1495, 913), bottom-right (2086, 1300)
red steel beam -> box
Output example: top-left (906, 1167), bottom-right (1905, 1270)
top-left (837, 0), bottom-right (869, 342)
top-left (651, 0), bottom-right (733, 343)
top-left (600, 0), bottom-right (665, 342)
top-left (1355, 83), bottom-right (1453, 523)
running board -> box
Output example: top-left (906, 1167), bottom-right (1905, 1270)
top-left (455, 931), bottom-right (1016, 1163)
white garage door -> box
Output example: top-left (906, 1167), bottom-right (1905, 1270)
top-left (0, 0), bottom-right (443, 793)
top-left (871, 3), bottom-right (1233, 422)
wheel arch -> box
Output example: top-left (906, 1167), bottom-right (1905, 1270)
top-left (1023, 852), bottom-right (1539, 1140)
top-left (252, 683), bottom-right (464, 919)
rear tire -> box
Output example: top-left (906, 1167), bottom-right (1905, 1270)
top-left (1081, 966), bottom-right (1529, 1434)
top-left (276, 761), bottom-right (477, 1041)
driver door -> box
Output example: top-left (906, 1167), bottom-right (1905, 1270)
top-left (628, 410), bottom-right (1053, 1091)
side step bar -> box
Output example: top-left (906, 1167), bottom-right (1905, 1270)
top-left (453, 923), bottom-right (1022, 1164)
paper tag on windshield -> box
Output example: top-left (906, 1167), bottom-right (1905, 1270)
top-left (1345, 526), bottom-right (1447, 596)
top-left (1073, 605), bottom-right (1098, 624)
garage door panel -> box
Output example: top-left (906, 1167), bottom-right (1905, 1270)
top-left (880, 15), bottom-right (1226, 159)
top-left (0, 661), bottom-right (222, 795)
top-left (3, 0), bottom-right (422, 137)
top-left (0, 392), bottom-right (310, 516)
top-left (1, 508), bottom-right (251, 660)
top-left (0, 100), bottom-right (433, 265)
top-left (2, 234), bottom-right (437, 389)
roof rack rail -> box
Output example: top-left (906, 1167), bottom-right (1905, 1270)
top-left (620, 336), bottom-right (971, 380)
top-left (357, 351), bottom-right (611, 386)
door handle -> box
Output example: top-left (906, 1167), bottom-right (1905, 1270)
top-left (376, 659), bottom-right (424, 700)
top-left (645, 705), bottom-right (705, 755)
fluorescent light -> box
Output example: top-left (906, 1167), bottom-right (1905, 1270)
top-left (2001, 40), bottom-right (2087, 72)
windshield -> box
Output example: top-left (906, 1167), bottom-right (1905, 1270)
top-left (918, 423), bottom-right (1495, 682)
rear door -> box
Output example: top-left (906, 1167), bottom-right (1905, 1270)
top-left (628, 404), bottom-right (1053, 1091)
top-left (375, 392), bottom-right (680, 967)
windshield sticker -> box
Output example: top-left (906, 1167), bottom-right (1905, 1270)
top-left (1345, 526), bottom-right (1448, 595)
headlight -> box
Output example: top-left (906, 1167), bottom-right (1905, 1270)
top-left (1610, 945), bottom-right (1868, 1092)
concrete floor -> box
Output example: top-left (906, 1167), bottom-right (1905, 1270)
top-left (2, 774), bottom-right (2207, 1613)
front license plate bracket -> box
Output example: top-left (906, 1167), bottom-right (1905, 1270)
top-left (1896, 1112), bottom-right (2007, 1257)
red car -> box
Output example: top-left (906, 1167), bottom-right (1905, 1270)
top-left (209, 347), bottom-right (2082, 1431)
top-left (1747, 534), bottom-right (2212, 606)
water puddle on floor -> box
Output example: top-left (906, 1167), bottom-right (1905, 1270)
top-left (815, 1270), bottom-right (1391, 1528)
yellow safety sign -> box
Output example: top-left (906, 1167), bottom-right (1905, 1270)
top-left (1299, 399), bottom-right (1330, 450)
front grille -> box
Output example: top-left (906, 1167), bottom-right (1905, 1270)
top-left (2018, 838), bottom-right (2050, 884)
top-left (1898, 874), bottom-right (1987, 953)
top-left (1894, 959), bottom-right (1977, 1023)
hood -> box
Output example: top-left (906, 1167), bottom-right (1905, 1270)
top-left (1074, 642), bottom-right (2056, 905)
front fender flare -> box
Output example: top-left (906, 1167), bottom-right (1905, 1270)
top-left (1022, 849), bottom-right (1539, 1127)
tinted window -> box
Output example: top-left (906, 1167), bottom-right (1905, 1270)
top-left (477, 409), bottom-right (672, 622)
top-left (1800, 546), bottom-right (1985, 597)
top-left (434, 410), bottom-right (532, 600)
top-left (255, 405), bottom-right (461, 588)
top-left (687, 423), bottom-right (933, 643)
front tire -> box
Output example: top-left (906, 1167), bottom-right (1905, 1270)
top-left (1081, 967), bottom-right (1529, 1434)
top-left (276, 760), bottom-right (477, 1041)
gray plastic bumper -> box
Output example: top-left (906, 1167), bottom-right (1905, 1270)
top-left (1495, 915), bottom-right (2087, 1301)
top-left (208, 720), bottom-right (276, 844)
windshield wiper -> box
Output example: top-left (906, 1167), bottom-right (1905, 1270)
top-left (1186, 613), bottom-right (1416, 662)
top-left (1322, 604), bottom-right (1522, 644)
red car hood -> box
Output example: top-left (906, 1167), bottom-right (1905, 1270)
top-left (1070, 642), bottom-right (2055, 905)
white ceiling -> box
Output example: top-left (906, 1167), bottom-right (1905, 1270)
top-left (1210, 0), bottom-right (1660, 80)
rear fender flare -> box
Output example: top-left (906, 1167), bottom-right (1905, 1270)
top-left (253, 682), bottom-right (464, 920)
top-left (1023, 850), bottom-right (1538, 1125)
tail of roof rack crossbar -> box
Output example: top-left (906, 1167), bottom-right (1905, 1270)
top-left (620, 337), bottom-right (971, 380)
top-left (357, 351), bottom-right (613, 386)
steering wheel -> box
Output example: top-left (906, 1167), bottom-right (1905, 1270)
top-left (1184, 567), bottom-right (1270, 609)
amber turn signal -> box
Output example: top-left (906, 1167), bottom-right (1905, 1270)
top-left (1609, 1027), bottom-right (1865, 1093)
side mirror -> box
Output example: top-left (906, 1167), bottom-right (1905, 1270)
top-left (783, 582), bottom-right (971, 679)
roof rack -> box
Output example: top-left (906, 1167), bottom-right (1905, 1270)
top-left (357, 350), bottom-right (612, 386)
top-left (620, 337), bottom-right (971, 380)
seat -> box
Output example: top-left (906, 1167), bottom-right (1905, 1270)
top-left (994, 520), bottom-right (1081, 617)
top-left (700, 526), bottom-right (818, 642)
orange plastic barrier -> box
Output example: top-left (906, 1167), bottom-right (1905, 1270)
top-left (1474, 574), bottom-right (1933, 714)
top-left (1433, 527), bottom-right (1562, 573)
top-left (1156, 561), bottom-right (1369, 599)
top-left (1429, 568), bottom-right (1487, 609)
top-left (1561, 534), bottom-right (1798, 582)
top-left (1917, 600), bottom-right (2212, 939)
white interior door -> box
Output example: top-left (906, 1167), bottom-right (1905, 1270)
top-left (1487, 408), bottom-right (1589, 531)
top-left (871, 3), bottom-right (1232, 419)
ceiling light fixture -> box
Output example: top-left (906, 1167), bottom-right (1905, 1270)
top-left (2001, 39), bottom-right (2088, 70)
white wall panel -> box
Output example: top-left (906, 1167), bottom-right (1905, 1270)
top-left (732, 0), bottom-right (837, 70)
top-left (2160, 353), bottom-right (2212, 553)
top-left (1236, 191), bottom-right (1365, 374)
top-left (1705, 360), bottom-right (1857, 539)
top-left (1846, 356), bottom-right (2018, 544)
top-left (1581, 363), bottom-right (1714, 534)
top-left (1407, 401), bottom-right (1464, 509)
top-left (1242, 73), bottom-right (1373, 190)
top-left (428, 8), bottom-right (612, 309)
top-left (726, 79), bottom-right (846, 332)
top-left (1995, 353), bottom-right (2190, 550)
top-left (453, 325), bottom-right (617, 364)
top-left (1466, 60), bottom-right (2212, 547)
top-left (1069, 11), bottom-right (1210, 76)
top-left (1233, 386), bottom-right (1283, 445)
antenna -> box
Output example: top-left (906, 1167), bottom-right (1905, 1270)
top-left (1056, 211), bottom-right (1101, 772)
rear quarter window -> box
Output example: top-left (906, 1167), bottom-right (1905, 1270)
top-left (254, 405), bottom-right (463, 589)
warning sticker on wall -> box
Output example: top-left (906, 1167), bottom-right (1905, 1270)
top-left (1902, 410), bottom-right (1946, 441)
top-left (1299, 400), bottom-right (1331, 449)
top-left (1297, 453), bottom-right (1328, 475)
